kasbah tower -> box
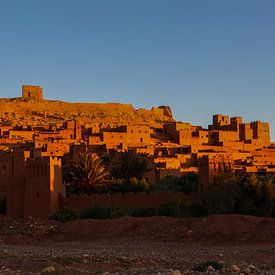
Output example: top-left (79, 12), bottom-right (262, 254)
top-left (22, 85), bottom-right (43, 101)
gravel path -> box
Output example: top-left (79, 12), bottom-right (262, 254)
top-left (0, 242), bottom-right (274, 274)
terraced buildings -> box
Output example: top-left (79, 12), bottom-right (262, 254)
top-left (0, 85), bottom-right (274, 218)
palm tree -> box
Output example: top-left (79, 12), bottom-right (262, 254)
top-left (70, 152), bottom-right (110, 194)
top-left (109, 151), bottom-right (149, 181)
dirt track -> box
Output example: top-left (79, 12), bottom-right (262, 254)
top-left (0, 215), bottom-right (275, 274)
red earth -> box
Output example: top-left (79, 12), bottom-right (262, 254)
top-left (0, 214), bottom-right (274, 274)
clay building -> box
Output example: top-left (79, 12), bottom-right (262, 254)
top-left (34, 141), bottom-right (71, 157)
top-left (211, 114), bottom-right (230, 129)
top-left (0, 149), bottom-right (29, 218)
top-left (250, 121), bottom-right (270, 144)
top-left (35, 120), bottom-right (81, 142)
top-left (0, 149), bottom-right (65, 219)
top-left (22, 85), bottom-right (43, 100)
top-left (1, 86), bottom-right (275, 218)
top-left (88, 124), bottom-right (150, 151)
top-left (239, 123), bottom-right (254, 142)
top-left (198, 153), bottom-right (234, 189)
top-left (208, 131), bottom-right (239, 145)
top-left (24, 156), bottom-right (65, 218)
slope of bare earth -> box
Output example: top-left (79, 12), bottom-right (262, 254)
top-left (49, 214), bottom-right (275, 245)
top-left (0, 98), bottom-right (174, 127)
top-left (0, 215), bottom-right (275, 274)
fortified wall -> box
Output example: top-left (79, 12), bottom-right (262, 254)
top-left (0, 100), bottom-right (134, 113)
top-left (60, 192), bottom-right (196, 212)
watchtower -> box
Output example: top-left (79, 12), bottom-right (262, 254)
top-left (22, 85), bottom-right (43, 101)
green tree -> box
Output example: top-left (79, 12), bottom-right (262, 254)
top-left (154, 173), bottom-right (198, 194)
top-left (69, 152), bottom-right (110, 194)
top-left (109, 151), bottom-right (149, 181)
top-left (200, 173), bottom-right (274, 217)
top-left (200, 172), bottom-right (239, 215)
top-left (235, 174), bottom-right (273, 216)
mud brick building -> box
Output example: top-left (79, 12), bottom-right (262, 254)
top-left (22, 85), bottom-right (43, 101)
top-left (0, 85), bottom-right (274, 218)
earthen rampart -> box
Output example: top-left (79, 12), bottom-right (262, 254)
top-left (60, 192), bottom-right (197, 212)
top-left (0, 100), bottom-right (134, 113)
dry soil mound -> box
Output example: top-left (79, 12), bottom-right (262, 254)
top-left (50, 214), bottom-right (275, 244)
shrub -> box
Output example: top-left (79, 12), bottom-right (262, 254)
top-left (188, 202), bottom-right (207, 217)
top-left (132, 207), bottom-right (157, 217)
top-left (199, 173), bottom-right (274, 217)
top-left (110, 206), bottom-right (133, 217)
top-left (193, 260), bottom-right (224, 272)
top-left (80, 204), bottom-right (112, 219)
top-left (154, 174), bottom-right (198, 194)
top-left (200, 180), bottom-right (239, 215)
top-left (50, 208), bottom-right (79, 222)
top-left (0, 196), bottom-right (7, 214)
top-left (235, 174), bottom-right (273, 217)
top-left (272, 198), bottom-right (275, 218)
top-left (79, 205), bottom-right (133, 219)
top-left (158, 200), bottom-right (189, 218)
top-left (108, 178), bottom-right (151, 193)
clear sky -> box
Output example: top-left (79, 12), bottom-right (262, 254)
top-left (1, 1), bottom-right (275, 139)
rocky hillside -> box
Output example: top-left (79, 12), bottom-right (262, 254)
top-left (0, 98), bottom-right (174, 128)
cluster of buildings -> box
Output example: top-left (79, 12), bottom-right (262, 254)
top-left (0, 85), bottom-right (274, 218)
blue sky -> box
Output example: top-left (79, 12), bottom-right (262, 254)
top-left (1, 1), bottom-right (275, 139)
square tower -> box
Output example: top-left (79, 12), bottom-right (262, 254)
top-left (250, 121), bottom-right (270, 144)
top-left (22, 85), bottom-right (43, 100)
top-left (212, 114), bottom-right (230, 128)
top-left (24, 156), bottom-right (65, 218)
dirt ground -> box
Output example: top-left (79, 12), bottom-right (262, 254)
top-left (0, 215), bottom-right (275, 274)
